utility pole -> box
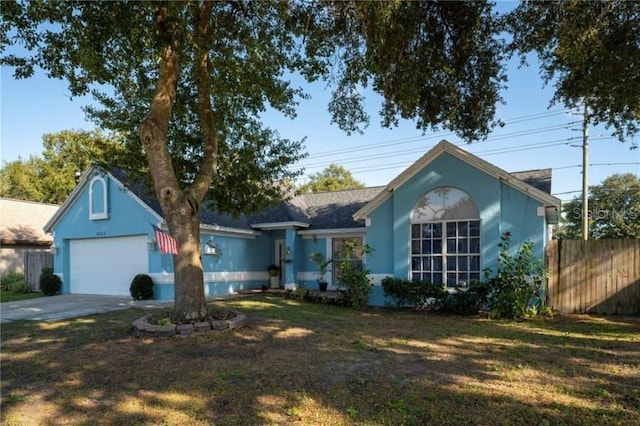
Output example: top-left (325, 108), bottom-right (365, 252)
top-left (581, 103), bottom-right (589, 240)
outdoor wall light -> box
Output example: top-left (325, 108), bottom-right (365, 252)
top-left (50, 243), bottom-right (59, 255)
top-left (203, 239), bottom-right (221, 257)
top-left (146, 239), bottom-right (157, 251)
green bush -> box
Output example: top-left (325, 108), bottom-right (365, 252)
top-left (381, 277), bottom-right (489, 314)
top-left (440, 282), bottom-right (484, 314)
top-left (483, 231), bottom-right (546, 319)
top-left (40, 268), bottom-right (62, 296)
top-left (335, 241), bottom-right (374, 309)
top-left (381, 278), bottom-right (448, 310)
top-left (2, 272), bottom-right (32, 293)
top-left (130, 274), bottom-right (154, 300)
top-left (412, 280), bottom-right (448, 308)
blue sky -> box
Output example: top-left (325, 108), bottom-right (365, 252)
top-left (1, 6), bottom-right (638, 204)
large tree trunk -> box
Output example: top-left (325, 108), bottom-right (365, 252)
top-left (166, 203), bottom-right (207, 321)
top-left (138, 5), bottom-right (214, 322)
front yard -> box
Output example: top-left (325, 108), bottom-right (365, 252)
top-left (1, 295), bottom-right (638, 425)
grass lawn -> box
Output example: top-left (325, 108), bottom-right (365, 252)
top-left (1, 295), bottom-right (639, 425)
top-left (0, 290), bottom-right (45, 303)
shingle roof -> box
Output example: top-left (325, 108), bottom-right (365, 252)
top-left (300, 187), bottom-right (385, 229)
top-left (510, 169), bottom-right (552, 194)
top-left (109, 166), bottom-right (382, 230)
top-left (0, 198), bottom-right (59, 245)
top-left (108, 161), bottom-right (554, 232)
top-left (108, 167), bottom-right (253, 230)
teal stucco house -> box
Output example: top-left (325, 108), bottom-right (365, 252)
top-left (44, 140), bottom-right (560, 305)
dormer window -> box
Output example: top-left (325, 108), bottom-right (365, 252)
top-left (89, 176), bottom-right (108, 220)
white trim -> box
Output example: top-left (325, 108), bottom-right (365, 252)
top-left (104, 171), bottom-right (164, 223)
top-left (149, 271), bottom-right (268, 284)
top-left (298, 228), bottom-right (366, 237)
top-left (368, 274), bottom-right (389, 287)
top-left (45, 166), bottom-right (164, 232)
top-left (89, 175), bottom-right (109, 220)
top-left (296, 271), bottom-right (317, 281)
top-left (205, 271), bottom-right (267, 281)
top-left (200, 224), bottom-right (260, 238)
top-left (354, 140), bottom-right (561, 220)
top-left (148, 272), bottom-right (174, 284)
top-left (44, 166), bottom-right (257, 237)
top-left (251, 221), bottom-right (310, 230)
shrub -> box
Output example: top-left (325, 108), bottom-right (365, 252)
top-left (40, 268), bottom-right (62, 296)
top-left (381, 278), bottom-right (448, 310)
top-left (335, 241), bottom-right (374, 309)
top-left (381, 277), bottom-right (413, 308)
top-left (412, 280), bottom-right (448, 308)
top-left (130, 274), bottom-right (154, 300)
top-left (2, 272), bottom-right (32, 293)
top-left (483, 231), bottom-right (546, 319)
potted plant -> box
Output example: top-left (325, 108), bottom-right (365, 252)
top-left (267, 264), bottom-right (280, 277)
top-left (309, 251), bottom-right (332, 291)
top-left (267, 264), bottom-right (280, 289)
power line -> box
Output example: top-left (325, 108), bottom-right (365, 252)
top-left (554, 162), bottom-right (640, 171)
top-left (299, 136), bottom-right (618, 177)
top-left (295, 121), bottom-right (582, 171)
top-left (302, 108), bottom-right (573, 160)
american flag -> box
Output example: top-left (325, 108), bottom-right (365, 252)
top-left (150, 224), bottom-right (178, 255)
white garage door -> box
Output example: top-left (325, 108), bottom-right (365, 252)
top-left (70, 236), bottom-right (148, 295)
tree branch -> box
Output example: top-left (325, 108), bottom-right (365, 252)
top-left (189, 0), bottom-right (218, 203)
top-left (139, 6), bottom-right (181, 207)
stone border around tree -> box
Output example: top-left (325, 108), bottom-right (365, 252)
top-left (131, 311), bottom-right (246, 338)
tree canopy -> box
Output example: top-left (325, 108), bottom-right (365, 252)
top-left (298, 164), bottom-right (365, 193)
top-left (1, 1), bottom-right (510, 320)
top-left (559, 173), bottom-right (640, 239)
top-left (0, 156), bottom-right (46, 202)
top-left (507, 1), bottom-right (640, 141)
top-left (0, 130), bottom-right (125, 204)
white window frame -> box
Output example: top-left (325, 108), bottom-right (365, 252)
top-left (324, 234), bottom-right (365, 288)
top-left (89, 175), bottom-right (109, 220)
top-left (410, 187), bottom-right (480, 289)
top-left (410, 220), bottom-right (481, 288)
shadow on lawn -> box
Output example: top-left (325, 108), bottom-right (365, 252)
top-left (1, 297), bottom-right (639, 424)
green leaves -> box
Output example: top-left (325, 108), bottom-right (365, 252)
top-left (484, 232), bottom-right (546, 319)
top-left (560, 173), bottom-right (640, 239)
top-left (0, 130), bottom-right (125, 204)
top-left (316, 1), bottom-right (507, 140)
top-left (298, 164), bottom-right (364, 193)
top-left (507, 1), bottom-right (640, 140)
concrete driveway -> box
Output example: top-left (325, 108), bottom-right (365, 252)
top-left (0, 294), bottom-right (173, 323)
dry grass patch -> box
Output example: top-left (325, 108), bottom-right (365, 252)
top-left (1, 296), bottom-right (639, 425)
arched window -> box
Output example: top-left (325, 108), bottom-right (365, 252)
top-left (89, 176), bottom-right (108, 220)
top-left (410, 187), bottom-right (480, 288)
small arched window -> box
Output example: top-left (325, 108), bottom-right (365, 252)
top-left (89, 176), bottom-right (108, 220)
top-left (411, 187), bottom-right (478, 222)
top-left (410, 187), bottom-right (480, 289)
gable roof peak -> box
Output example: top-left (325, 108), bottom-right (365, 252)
top-left (353, 139), bottom-right (560, 220)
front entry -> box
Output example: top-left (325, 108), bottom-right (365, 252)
top-left (273, 239), bottom-right (285, 288)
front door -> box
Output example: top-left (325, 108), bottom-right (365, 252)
top-left (274, 239), bottom-right (285, 288)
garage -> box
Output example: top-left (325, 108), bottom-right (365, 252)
top-left (70, 235), bottom-right (148, 295)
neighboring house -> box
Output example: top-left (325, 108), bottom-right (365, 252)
top-left (0, 198), bottom-right (59, 274)
top-left (44, 140), bottom-right (560, 305)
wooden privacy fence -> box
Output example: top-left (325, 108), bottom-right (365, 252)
top-left (24, 251), bottom-right (53, 291)
top-left (547, 239), bottom-right (640, 315)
